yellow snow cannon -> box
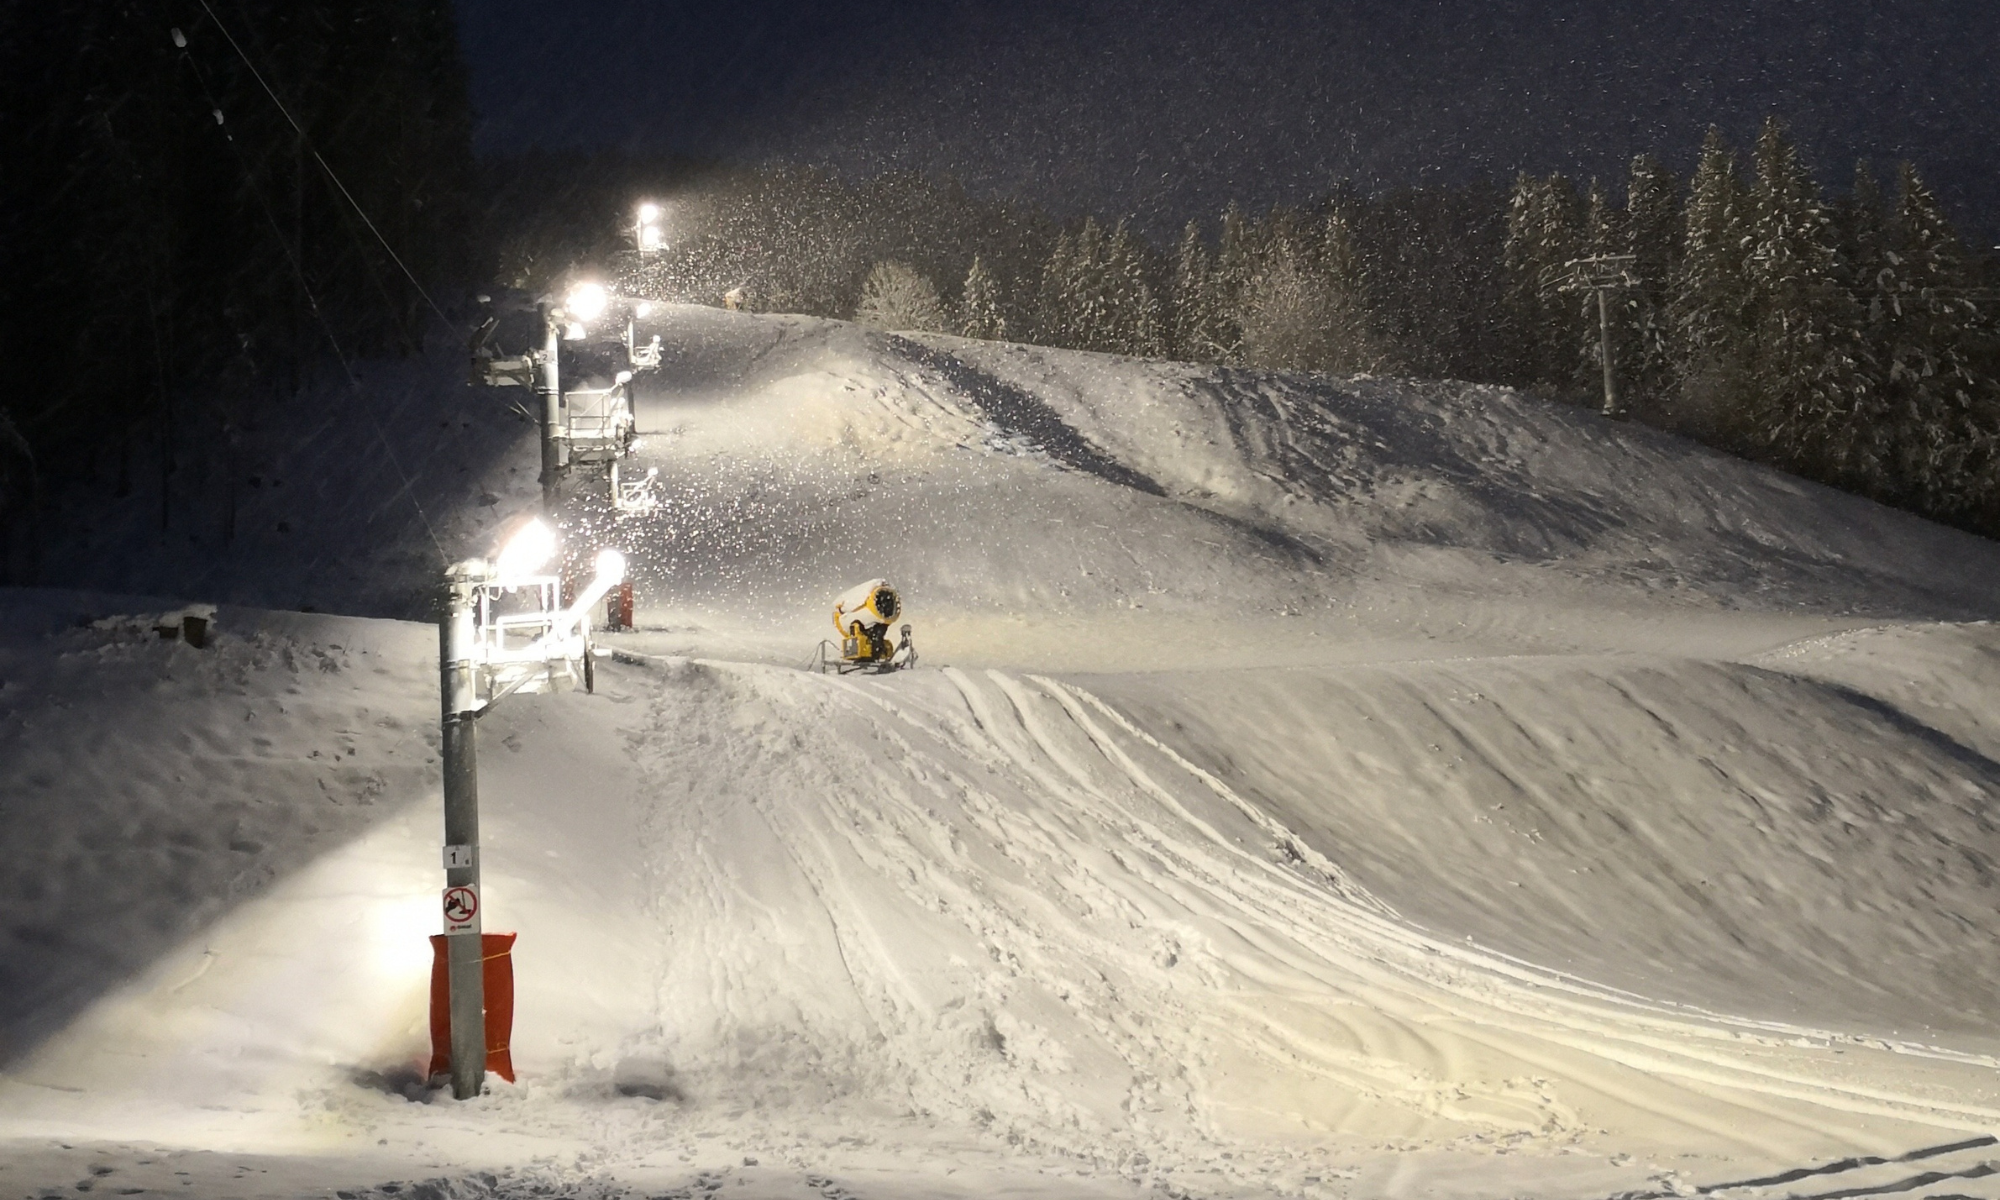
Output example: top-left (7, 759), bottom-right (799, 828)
top-left (822, 579), bottom-right (915, 673)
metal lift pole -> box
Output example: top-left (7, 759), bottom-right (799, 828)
top-left (1558, 254), bottom-right (1637, 421)
top-left (1597, 287), bottom-right (1621, 418)
top-left (538, 303), bottom-right (563, 506)
top-left (440, 563), bottom-right (486, 1100)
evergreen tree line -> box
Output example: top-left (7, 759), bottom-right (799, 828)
top-left (1500, 118), bottom-right (2000, 527)
top-left (995, 120), bottom-right (1997, 536)
top-left (560, 122), bottom-right (1994, 536)
top-left (0, 0), bottom-right (474, 567)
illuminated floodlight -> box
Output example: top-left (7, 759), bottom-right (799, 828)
top-left (565, 281), bottom-right (608, 322)
top-left (615, 370), bottom-right (633, 384)
top-left (636, 203), bottom-right (666, 255)
top-left (594, 548), bottom-right (626, 583)
top-left (635, 302), bottom-right (654, 318)
top-left (564, 322), bottom-right (587, 341)
top-left (495, 518), bottom-right (557, 579)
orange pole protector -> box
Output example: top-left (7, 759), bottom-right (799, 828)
top-left (427, 932), bottom-right (518, 1084)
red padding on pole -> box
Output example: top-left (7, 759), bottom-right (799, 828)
top-left (607, 581), bottom-right (634, 631)
top-left (427, 932), bottom-right (518, 1084)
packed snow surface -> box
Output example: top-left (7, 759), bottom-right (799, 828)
top-left (6, 306), bottom-right (2000, 1200)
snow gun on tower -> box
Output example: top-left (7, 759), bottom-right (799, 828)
top-left (818, 579), bottom-right (915, 673)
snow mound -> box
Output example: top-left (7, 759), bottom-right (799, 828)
top-left (597, 308), bottom-right (2000, 671)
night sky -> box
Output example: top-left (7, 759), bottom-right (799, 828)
top-left (453, 0), bottom-right (1999, 241)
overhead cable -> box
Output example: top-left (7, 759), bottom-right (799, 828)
top-left (193, 0), bottom-right (454, 329)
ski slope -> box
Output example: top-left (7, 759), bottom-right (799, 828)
top-left (5, 305), bottom-right (2000, 1200)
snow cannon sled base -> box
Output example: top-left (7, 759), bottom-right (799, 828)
top-left (819, 579), bottom-right (916, 674)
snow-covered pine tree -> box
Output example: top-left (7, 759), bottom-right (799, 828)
top-left (1104, 219), bottom-right (1165, 357)
top-left (1838, 161), bottom-right (1900, 491)
top-left (1169, 222), bottom-right (1228, 362)
top-left (959, 255), bottom-right (1007, 341)
top-left (1841, 161), bottom-right (1889, 300)
top-left (1585, 180), bottom-right (1625, 254)
top-left (1213, 203), bottom-right (1254, 363)
top-left (1627, 155), bottom-right (1682, 293)
top-left (1503, 172), bottom-right (1585, 392)
top-left (1237, 208), bottom-right (1386, 374)
top-left (1625, 154), bottom-right (1681, 418)
top-left (1261, 207), bottom-right (1312, 271)
top-left (1875, 162), bottom-right (1998, 513)
top-left (1096, 221), bottom-right (1131, 353)
top-left (1240, 235), bottom-right (1335, 371)
top-left (1068, 217), bottom-right (1112, 351)
top-left (1742, 116), bottom-right (1870, 477)
top-left (854, 260), bottom-right (948, 332)
top-left (1322, 208), bottom-right (1391, 372)
top-left (1036, 232), bottom-right (1075, 346)
top-left (1668, 128), bottom-right (1755, 440)
top-left (1131, 277), bottom-right (1166, 359)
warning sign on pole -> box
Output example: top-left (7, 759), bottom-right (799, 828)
top-left (442, 884), bottom-right (481, 935)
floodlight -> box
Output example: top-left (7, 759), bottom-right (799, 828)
top-left (616, 370), bottom-right (633, 384)
top-left (564, 322), bottom-right (587, 341)
top-left (639, 225), bottom-right (664, 251)
top-left (565, 282), bottom-right (608, 322)
top-left (635, 302), bottom-right (654, 318)
top-left (593, 548), bottom-right (627, 585)
top-left (637, 203), bottom-right (662, 224)
top-left (495, 518), bottom-right (557, 578)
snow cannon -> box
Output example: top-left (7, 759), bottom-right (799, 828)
top-left (824, 579), bottom-right (915, 673)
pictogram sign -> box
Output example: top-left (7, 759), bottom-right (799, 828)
top-left (442, 884), bottom-right (481, 935)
